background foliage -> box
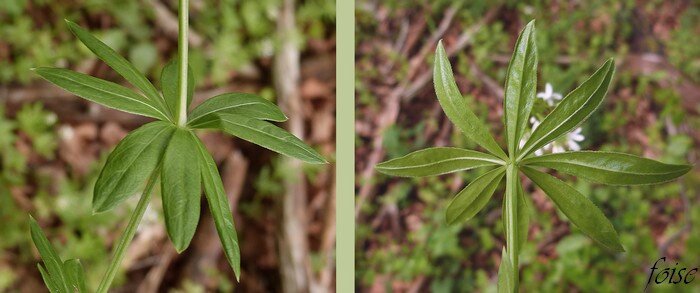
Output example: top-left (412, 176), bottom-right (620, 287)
top-left (0, 0), bottom-right (335, 291)
top-left (356, 0), bottom-right (700, 291)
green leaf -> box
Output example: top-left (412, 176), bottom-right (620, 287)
top-left (193, 133), bottom-right (241, 281)
top-left (434, 41), bottom-right (507, 160)
top-left (63, 259), bottom-right (87, 293)
top-left (29, 216), bottom-right (69, 293)
top-left (445, 167), bottom-right (505, 225)
top-left (521, 166), bottom-right (624, 252)
top-left (34, 68), bottom-right (170, 121)
top-left (376, 147), bottom-right (503, 177)
top-left (65, 20), bottom-right (171, 118)
top-left (161, 129), bottom-right (201, 252)
top-left (522, 151), bottom-right (691, 185)
top-left (93, 121), bottom-right (175, 212)
top-left (187, 93), bottom-right (287, 127)
top-left (519, 59), bottom-right (615, 159)
top-left (504, 20), bottom-right (537, 157)
top-left (201, 113), bottom-right (326, 164)
top-left (497, 247), bottom-right (514, 293)
top-left (161, 59), bottom-right (194, 120)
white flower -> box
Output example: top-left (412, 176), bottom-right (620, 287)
top-left (537, 83), bottom-right (563, 106)
top-left (564, 127), bottom-right (584, 151)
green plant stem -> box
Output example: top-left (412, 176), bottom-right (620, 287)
top-left (177, 0), bottom-right (189, 126)
top-left (96, 166), bottom-right (160, 293)
top-left (504, 163), bottom-right (519, 290)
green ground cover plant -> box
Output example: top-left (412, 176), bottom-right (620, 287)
top-left (28, 0), bottom-right (325, 292)
top-left (376, 20), bottom-right (691, 292)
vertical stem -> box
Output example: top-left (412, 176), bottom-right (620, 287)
top-left (177, 0), bottom-right (189, 126)
top-left (505, 163), bottom-right (519, 290)
top-left (96, 166), bottom-right (160, 293)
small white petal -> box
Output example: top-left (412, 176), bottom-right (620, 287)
top-left (570, 133), bottom-right (585, 141)
top-left (545, 83), bottom-right (553, 95)
top-left (568, 141), bottom-right (581, 151)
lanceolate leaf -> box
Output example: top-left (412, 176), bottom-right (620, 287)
top-left (193, 134), bottom-right (242, 281)
top-left (93, 121), bottom-right (175, 212)
top-left (187, 93), bottom-right (288, 127)
top-left (64, 259), bottom-right (87, 293)
top-left (521, 166), bottom-right (624, 252)
top-left (520, 59), bottom-right (615, 159)
top-left (161, 59), bottom-right (194, 120)
top-left (434, 41), bottom-right (507, 160)
top-left (29, 216), bottom-right (69, 293)
top-left (376, 147), bottom-right (503, 177)
top-left (497, 247), bottom-right (514, 293)
top-left (446, 167), bottom-right (505, 225)
top-left (201, 113), bottom-right (326, 164)
top-left (504, 20), bottom-right (537, 157)
top-left (66, 20), bottom-right (171, 118)
top-left (161, 129), bottom-right (201, 252)
top-left (34, 68), bottom-right (170, 121)
top-left (522, 151), bottom-right (691, 185)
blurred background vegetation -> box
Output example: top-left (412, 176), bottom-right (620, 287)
top-left (355, 0), bottom-right (699, 292)
top-left (0, 0), bottom-right (335, 291)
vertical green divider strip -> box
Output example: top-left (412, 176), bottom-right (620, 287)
top-left (177, 0), bottom-right (189, 126)
top-left (336, 0), bottom-right (354, 291)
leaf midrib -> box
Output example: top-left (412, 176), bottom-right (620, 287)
top-left (189, 101), bottom-right (271, 123)
top-left (510, 28), bottom-right (534, 156)
top-left (52, 70), bottom-right (168, 120)
top-left (527, 160), bottom-right (687, 176)
top-left (379, 157), bottom-right (502, 170)
top-left (218, 116), bottom-right (318, 160)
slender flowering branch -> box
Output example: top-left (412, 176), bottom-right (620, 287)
top-left (97, 165), bottom-right (160, 293)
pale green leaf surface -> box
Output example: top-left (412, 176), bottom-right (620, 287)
top-left (30, 216), bottom-right (69, 293)
top-left (66, 20), bottom-right (170, 118)
top-left (161, 59), bottom-right (194, 119)
top-left (161, 129), bottom-right (201, 252)
top-left (376, 147), bottom-right (503, 177)
top-left (521, 166), bottom-right (624, 252)
top-left (193, 133), bottom-right (241, 281)
top-left (434, 41), bottom-right (507, 160)
top-left (34, 67), bottom-right (170, 121)
top-left (63, 259), bottom-right (87, 293)
top-left (504, 20), bottom-right (537, 157)
top-left (93, 121), bottom-right (175, 212)
top-left (522, 151), bottom-right (691, 185)
top-left (200, 113), bottom-right (326, 164)
top-left (446, 167), bottom-right (505, 225)
top-left (497, 247), bottom-right (514, 293)
top-left (188, 93), bottom-right (287, 127)
top-left (520, 59), bottom-right (614, 159)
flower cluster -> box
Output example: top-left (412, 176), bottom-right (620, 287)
top-left (519, 83), bottom-right (585, 156)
